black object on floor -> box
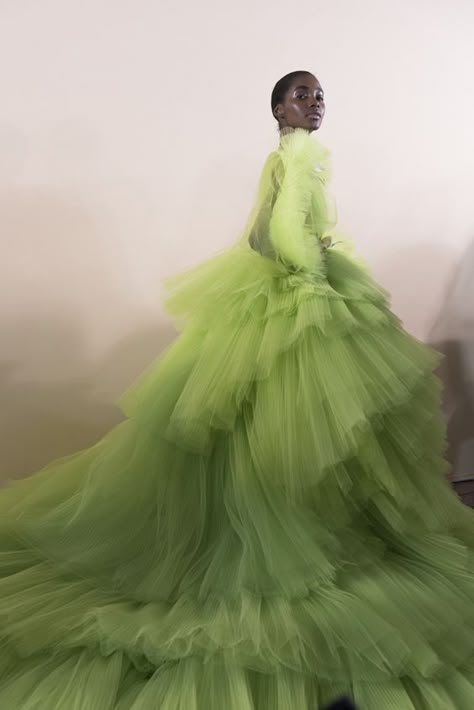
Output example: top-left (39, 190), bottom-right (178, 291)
top-left (452, 477), bottom-right (474, 507)
top-left (321, 697), bottom-right (357, 710)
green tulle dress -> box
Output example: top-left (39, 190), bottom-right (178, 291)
top-left (0, 126), bottom-right (473, 709)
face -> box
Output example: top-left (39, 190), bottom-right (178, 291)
top-left (274, 74), bottom-right (325, 133)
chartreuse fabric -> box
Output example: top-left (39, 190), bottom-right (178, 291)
top-left (0, 126), bottom-right (473, 709)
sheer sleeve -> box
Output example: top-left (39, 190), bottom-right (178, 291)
top-left (269, 129), bottom-right (324, 273)
top-left (246, 151), bottom-right (281, 262)
top-left (247, 128), bottom-right (332, 275)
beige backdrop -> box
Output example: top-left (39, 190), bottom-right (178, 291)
top-left (1, 0), bottom-right (473, 480)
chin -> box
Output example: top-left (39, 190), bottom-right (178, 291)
top-left (305, 120), bottom-right (322, 132)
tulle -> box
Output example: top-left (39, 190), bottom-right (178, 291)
top-left (0, 127), bottom-right (473, 707)
top-left (239, 126), bottom-right (338, 274)
top-left (0, 237), bottom-right (473, 707)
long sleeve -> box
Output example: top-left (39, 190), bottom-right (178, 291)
top-left (246, 151), bottom-right (281, 260)
top-left (245, 128), bottom-right (334, 275)
top-left (268, 128), bottom-right (324, 274)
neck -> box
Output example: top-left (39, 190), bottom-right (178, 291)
top-left (279, 125), bottom-right (298, 136)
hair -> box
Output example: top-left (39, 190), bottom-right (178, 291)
top-left (270, 70), bottom-right (315, 121)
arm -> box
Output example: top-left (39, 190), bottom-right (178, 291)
top-left (246, 152), bottom-right (280, 258)
top-left (247, 130), bottom-right (330, 274)
top-left (268, 132), bottom-right (319, 273)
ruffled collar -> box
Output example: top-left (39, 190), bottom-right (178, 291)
top-left (276, 125), bottom-right (332, 183)
top-left (278, 125), bottom-right (310, 145)
top-left (278, 124), bottom-right (329, 157)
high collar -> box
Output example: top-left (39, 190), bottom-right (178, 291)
top-left (276, 126), bottom-right (332, 181)
top-left (278, 125), bottom-right (312, 145)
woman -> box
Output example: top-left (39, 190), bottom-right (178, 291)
top-left (0, 70), bottom-right (472, 709)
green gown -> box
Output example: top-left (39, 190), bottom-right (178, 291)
top-left (0, 126), bottom-right (473, 709)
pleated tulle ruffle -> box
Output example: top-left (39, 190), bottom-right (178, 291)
top-left (0, 241), bottom-right (473, 707)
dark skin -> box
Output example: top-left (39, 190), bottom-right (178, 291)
top-left (273, 73), bottom-right (325, 133)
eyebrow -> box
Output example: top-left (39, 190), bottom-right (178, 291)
top-left (294, 85), bottom-right (324, 93)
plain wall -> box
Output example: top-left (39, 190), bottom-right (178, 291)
top-left (1, 0), bottom-right (473, 478)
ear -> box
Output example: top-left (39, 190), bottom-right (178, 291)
top-left (273, 104), bottom-right (283, 119)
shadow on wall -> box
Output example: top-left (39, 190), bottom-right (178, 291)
top-left (0, 126), bottom-right (178, 484)
top-left (375, 240), bottom-right (474, 483)
top-left (0, 191), bottom-right (177, 483)
top-left (0, 314), bottom-right (177, 484)
top-left (426, 237), bottom-right (474, 483)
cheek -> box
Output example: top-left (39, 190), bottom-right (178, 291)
top-left (288, 102), bottom-right (303, 114)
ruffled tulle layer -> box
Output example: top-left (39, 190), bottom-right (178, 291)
top-left (0, 648), bottom-right (474, 710)
top-left (0, 243), bottom-right (473, 707)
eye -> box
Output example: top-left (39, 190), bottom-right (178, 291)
top-left (296, 92), bottom-right (308, 100)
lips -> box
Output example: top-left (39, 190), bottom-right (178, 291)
top-left (307, 112), bottom-right (322, 119)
